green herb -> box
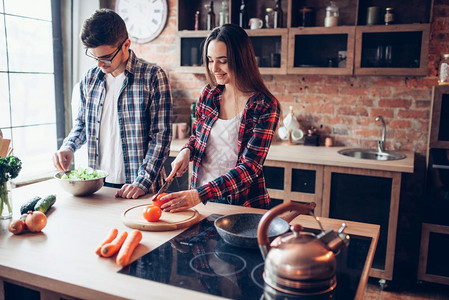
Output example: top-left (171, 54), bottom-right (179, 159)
top-left (0, 155), bottom-right (22, 217)
top-left (61, 167), bottom-right (107, 180)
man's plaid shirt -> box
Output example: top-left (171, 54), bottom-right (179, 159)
top-left (62, 50), bottom-right (172, 192)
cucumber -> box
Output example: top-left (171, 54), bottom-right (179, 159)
top-left (34, 195), bottom-right (56, 214)
top-left (20, 196), bottom-right (41, 214)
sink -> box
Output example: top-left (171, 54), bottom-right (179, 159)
top-left (338, 148), bottom-right (406, 161)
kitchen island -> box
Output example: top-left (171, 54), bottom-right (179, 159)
top-left (0, 180), bottom-right (379, 300)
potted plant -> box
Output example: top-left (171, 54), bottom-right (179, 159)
top-left (0, 156), bottom-right (22, 219)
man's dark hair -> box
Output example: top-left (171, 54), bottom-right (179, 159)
top-left (81, 9), bottom-right (128, 48)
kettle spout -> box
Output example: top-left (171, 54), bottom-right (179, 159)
top-left (317, 223), bottom-right (350, 253)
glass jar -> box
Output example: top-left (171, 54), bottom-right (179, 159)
top-left (265, 8), bottom-right (274, 28)
top-left (324, 1), bottom-right (339, 27)
top-left (439, 54), bottom-right (449, 85)
top-left (385, 7), bottom-right (394, 25)
top-left (0, 181), bottom-right (13, 219)
top-left (219, 0), bottom-right (229, 26)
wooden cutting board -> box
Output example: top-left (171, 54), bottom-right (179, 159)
top-left (121, 203), bottom-right (200, 231)
top-left (0, 138), bottom-right (10, 157)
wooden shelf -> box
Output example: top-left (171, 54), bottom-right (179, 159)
top-left (176, 0), bottom-right (432, 76)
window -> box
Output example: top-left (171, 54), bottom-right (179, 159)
top-left (0, 0), bottom-right (59, 182)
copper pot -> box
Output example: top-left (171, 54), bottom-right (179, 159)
top-left (257, 201), bottom-right (350, 296)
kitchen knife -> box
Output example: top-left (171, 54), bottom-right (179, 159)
top-left (153, 176), bottom-right (174, 198)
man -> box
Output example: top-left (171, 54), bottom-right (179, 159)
top-left (53, 9), bottom-right (172, 199)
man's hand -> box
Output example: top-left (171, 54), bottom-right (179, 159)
top-left (160, 189), bottom-right (201, 213)
top-left (115, 184), bottom-right (145, 199)
top-left (53, 149), bottom-right (74, 171)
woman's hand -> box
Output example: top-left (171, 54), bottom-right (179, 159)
top-left (160, 189), bottom-right (201, 213)
top-left (167, 148), bottom-right (190, 180)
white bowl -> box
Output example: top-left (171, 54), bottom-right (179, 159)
top-left (54, 170), bottom-right (108, 196)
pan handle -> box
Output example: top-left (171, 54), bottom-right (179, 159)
top-left (257, 201), bottom-right (316, 259)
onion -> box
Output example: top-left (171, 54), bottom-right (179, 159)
top-left (9, 219), bottom-right (25, 235)
top-left (25, 211), bottom-right (47, 232)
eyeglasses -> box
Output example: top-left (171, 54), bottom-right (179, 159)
top-left (85, 37), bottom-right (128, 65)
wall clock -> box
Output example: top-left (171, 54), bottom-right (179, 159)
top-left (115, 0), bottom-right (168, 44)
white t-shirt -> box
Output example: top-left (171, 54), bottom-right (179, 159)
top-left (98, 72), bottom-right (126, 184)
top-left (197, 112), bottom-right (242, 187)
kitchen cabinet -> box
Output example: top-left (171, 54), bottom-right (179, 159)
top-left (354, 24), bottom-right (430, 76)
top-left (322, 166), bottom-right (402, 281)
top-left (288, 26), bottom-right (355, 75)
top-left (264, 160), bottom-right (323, 215)
top-left (418, 223), bottom-right (449, 286)
top-left (176, 0), bottom-right (432, 76)
top-left (418, 85), bottom-right (449, 286)
top-left (428, 85), bottom-right (449, 149)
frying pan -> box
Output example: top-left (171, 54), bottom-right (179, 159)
top-left (214, 201), bottom-right (316, 248)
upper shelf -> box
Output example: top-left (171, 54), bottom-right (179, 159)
top-left (176, 0), bottom-right (433, 76)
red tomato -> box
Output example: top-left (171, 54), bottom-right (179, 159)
top-left (152, 192), bottom-right (168, 208)
top-left (142, 205), bottom-right (162, 222)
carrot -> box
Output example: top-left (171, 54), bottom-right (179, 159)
top-left (101, 231), bottom-right (128, 258)
top-left (95, 228), bottom-right (119, 256)
top-left (116, 230), bottom-right (143, 267)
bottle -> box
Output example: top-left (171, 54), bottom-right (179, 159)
top-left (324, 1), bottom-right (339, 27)
top-left (384, 7), bottom-right (394, 25)
top-left (206, 1), bottom-right (216, 30)
top-left (194, 11), bottom-right (200, 30)
top-left (439, 54), bottom-right (449, 85)
top-left (273, 0), bottom-right (283, 28)
top-left (219, 0), bottom-right (229, 26)
top-left (239, 0), bottom-right (248, 28)
top-left (265, 8), bottom-right (274, 28)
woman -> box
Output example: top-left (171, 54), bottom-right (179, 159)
top-left (161, 24), bottom-right (280, 213)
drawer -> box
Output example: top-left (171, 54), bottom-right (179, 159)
top-left (291, 168), bottom-right (316, 194)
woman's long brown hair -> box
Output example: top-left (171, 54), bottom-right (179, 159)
top-left (202, 24), bottom-right (275, 100)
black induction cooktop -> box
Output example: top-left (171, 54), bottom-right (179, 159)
top-left (119, 214), bottom-right (371, 299)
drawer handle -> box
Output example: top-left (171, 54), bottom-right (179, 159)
top-left (432, 164), bottom-right (449, 170)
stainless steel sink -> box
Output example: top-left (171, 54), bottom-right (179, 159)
top-left (338, 148), bottom-right (406, 161)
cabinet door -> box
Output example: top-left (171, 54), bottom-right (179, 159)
top-left (322, 166), bottom-right (401, 280)
top-left (177, 31), bottom-right (207, 73)
top-left (354, 24), bottom-right (430, 76)
top-left (418, 223), bottom-right (449, 285)
top-left (288, 26), bottom-right (355, 75)
top-left (429, 85), bottom-right (449, 149)
top-left (264, 160), bottom-right (323, 215)
top-left (247, 29), bottom-right (288, 74)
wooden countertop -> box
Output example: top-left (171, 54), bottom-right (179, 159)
top-left (0, 180), bottom-right (379, 300)
top-left (170, 139), bottom-right (415, 173)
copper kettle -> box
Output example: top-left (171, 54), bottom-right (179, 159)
top-left (257, 201), bottom-right (350, 296)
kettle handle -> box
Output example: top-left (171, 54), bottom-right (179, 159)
top-left (257, 201), bottom-right (316, 259)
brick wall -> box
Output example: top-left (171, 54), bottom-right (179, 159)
top-left (127, 0), bottom-right (449, 156)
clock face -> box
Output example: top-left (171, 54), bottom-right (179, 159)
top-left (116, 0), bottom-right (168, 44)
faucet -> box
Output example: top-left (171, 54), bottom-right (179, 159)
top-left (375, 116), bottom-right (386, 152)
